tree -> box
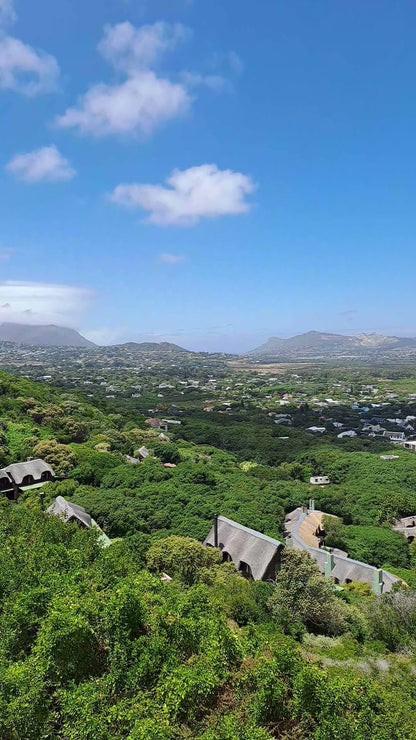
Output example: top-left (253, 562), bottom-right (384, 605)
top-left (32, 439), bottom-right (76, 476)
top-left (268, 549), bottom-right (349, 635)
top-left (146, 536), bottom-right (221, 584)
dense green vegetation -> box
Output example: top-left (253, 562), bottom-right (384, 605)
top-left (1, 365), bottom-right (416, 737)
top-left (2, 502), bottom-right (416, 739)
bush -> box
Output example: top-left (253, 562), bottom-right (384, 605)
top-left (146, 536), bottom-right (221, 584)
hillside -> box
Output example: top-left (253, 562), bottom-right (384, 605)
top-left (115, 341), bottom-right (190, 353)
top-left (1, 368), bottom-right (416, 738)
top-left (249, 330), bottom-right (416, 358)
top-left (0, 322), bottom-right (95, 347)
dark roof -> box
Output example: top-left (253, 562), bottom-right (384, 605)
top-left (203, 516), bottom-right (284, 581)
top-left (46, 496), bottom-right (92, 528)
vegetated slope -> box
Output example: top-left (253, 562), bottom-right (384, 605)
top-left (0, 322), bottom-right (95, 347)
top-left (248, 330), bottom-right (416, 358)
top-left (2, 369), bottom-right (416, 737)
top-left (2, 500), bottom-right (416, 740)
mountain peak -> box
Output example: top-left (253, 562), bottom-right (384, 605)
top-left (248, 330), bottom-right (416, 358)
top-left (0, 323), bottom-right (95, 348)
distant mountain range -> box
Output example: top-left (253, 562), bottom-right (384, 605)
top-left (115, 342), bottom-right (190, 353)
top-left (0, 323), bottom-right (95, 348)
top-left (0, 324), bottom-right (190, 351)
top-left (248, 331), bottom-right (416, 358)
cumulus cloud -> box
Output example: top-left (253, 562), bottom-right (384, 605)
top-left (0, 0), bottom-right (16, 25)
top-left (159, 253), bottom-right (185, 263)
top-left (6, 145), bottom-right (76, 183)
top-left (56, 21), bottom-right (191, 137)
top-left (0, 35), bottom-right (59, 95)
top-left (56, 20), bottom-right (237, 138)
top-left (0, 281), bottom-right (93, 325)
top-left (56, 72), bottom-right (190, 137)
top-left (98, 20), bottom-right (189, 73)
top-left (110, 164), bottom-right (255, 226)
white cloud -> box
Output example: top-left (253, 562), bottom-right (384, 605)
top-left (56, 20), bottom-right (238, 139)
top-left (181, 71), bottom-right (227, 92)
top-left (98, 20), bottom-right (189, 73)
top-left (0, 0), bottom-right (16, 26)
top-left (110, 164), bottom-right (256, 226)
top-left (6, 145), bottom-right (76, 183)
top-left (0, 281), bottom-right (93, 324)
top-left (56, 71), bottom-right (190, 137)
top-left (0, 35), bottom-right (59, 95)
top-left (159, 253), bottom-right (185, 263)
top-left (228, 51), bottom-right (243, 75)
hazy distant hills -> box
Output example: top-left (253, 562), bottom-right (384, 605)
top-left (115, 341), bottom-right (190, 353)
top-left (0, 323), bottom-right (95, 348)
top-left (248, 331), bottom-right (416, 358)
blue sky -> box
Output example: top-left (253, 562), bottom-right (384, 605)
top-left (1, 0), bottom-right (416, 352)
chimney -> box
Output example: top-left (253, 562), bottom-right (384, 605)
top-left (324, 552), bottom-right (335, 578)
top-left (372, 568), bottom-right (383, 595)
top-left (214, 514), bottom-right (219, 548)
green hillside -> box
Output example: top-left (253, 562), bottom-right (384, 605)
top-left (1, 369), bottom-right (416, 738)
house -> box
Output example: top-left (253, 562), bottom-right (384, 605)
top-left (203, 515), bottom-right (284, 581)
top-left (337, 430), bottom-right (357, 438)
top-left (137, 446), bottom-right (150, 460)
top-left (383, 430), bottom-right (406, 443)
top-left (125, 455), bottom-right (140, 465)
top-left (145, 418), bottom-right (168, 432)
top-left (285, 507), bottom-right (399, 593)
top-left (46, 496), bottom-right (111, 547)
top-left (393, 515), bottom-right (416, 541)
top-left (0, 459), bottom-right (55, 500)
top-left (46, 496), bottom-right (92, 528)
top-left (310, 476), bottom-right (331, 486)
top-left (158, 433), bottom-right (171, 443)
top-left (362, 423), bottom-right (385, 433)
top-left (306, 426), bottom-right (326, 434)
top-left (401, 440), bottom-right (416, 453)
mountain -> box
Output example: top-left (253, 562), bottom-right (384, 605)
top-left (114, 341), bottom-right (190, 353)
top-left (248, 331), bottom-right (416, 358)
top-left (0, 323), bottom-right (95, 348)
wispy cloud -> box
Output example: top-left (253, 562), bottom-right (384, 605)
top-left (0, 247), bottom-right (14, 260)
top-left (339, 309), bottom-right (358, 317)
top-left (0, 35), bottom-right (59, 96)
top-left (159, 253), bottom-right (185, 263)
top-left (110, 164), bottom-right (256, 226)
top-left (6, 146), bottom-right (76, 183)
top-left (0, 281), bottom-right (93, 325)
top-left (0, 0), bottom-right (16, 26)
top-left (98, 21), bottom-right (190, 73)
top-left (181, 71), bottom-right (228, 92)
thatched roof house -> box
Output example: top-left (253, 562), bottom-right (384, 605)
top-left (203, 516), bottom-right (284, 581)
